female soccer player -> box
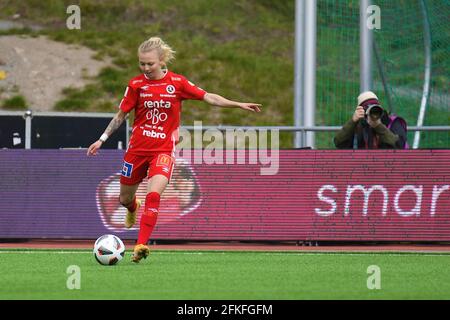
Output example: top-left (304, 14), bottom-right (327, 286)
top-left (87, 37), bottom-right (261, 263)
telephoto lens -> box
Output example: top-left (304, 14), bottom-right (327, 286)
top-left (366, 104), bottom-right (384, 120)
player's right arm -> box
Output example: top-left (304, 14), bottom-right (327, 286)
top-left (87, 79), bottom-right (139, 156)
top-left (87, 109), bottom-right (127, 156)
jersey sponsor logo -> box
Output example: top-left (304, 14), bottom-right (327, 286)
top-left (146, 109), bottom-right (168, 124)
top-left (160, 94), bottom-right (176, 98)
top-left (144, 100), bottom-right (171, 109)
top-left (166, 85), bottom-right (175, 94)
top-left (121, 161), bottom-right (133, 178)
top-left (144, 100), bottom-right (171, 124)
top-left (144, 124), bottom-right (164, 131)
top-left (142, 129), bottom-right (167, 139)
top-left (141, 85), bottom-right (150, 90)
top-left (140, 93), bottom-right (153, 98)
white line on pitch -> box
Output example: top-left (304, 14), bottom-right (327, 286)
top-left (0, 250), bottom-right (449, 256)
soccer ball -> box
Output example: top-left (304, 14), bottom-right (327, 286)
top-left (93, 234), bottom-right (125, 266)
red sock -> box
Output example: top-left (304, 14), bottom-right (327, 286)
top-left (136, 192), bottom-right (160, 245)
top-left (124, 196), bottom-right (137, 212)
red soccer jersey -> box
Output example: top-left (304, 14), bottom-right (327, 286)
top-left (119, 71), bottom-right (207, 155)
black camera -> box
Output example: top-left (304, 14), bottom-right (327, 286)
top-left (363, 104), bottom-right (384, 120)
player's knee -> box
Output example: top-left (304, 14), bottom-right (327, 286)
top-left (119, 194), bottom-right (133, 207)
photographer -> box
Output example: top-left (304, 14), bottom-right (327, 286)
top-left (334, 91), bottom-right (408, 149)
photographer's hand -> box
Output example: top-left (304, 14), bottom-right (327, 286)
top-left (352, 106), bottom-right (365, 122)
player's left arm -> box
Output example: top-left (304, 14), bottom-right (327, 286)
top-left (203, 93), bottom-right (261, 112)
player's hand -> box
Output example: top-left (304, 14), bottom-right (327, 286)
top-left (352, 105), bottom-right (365, 122)
top-left (238, 103), bottom-right (261, 112)
top-left (87, 140), bottom-right (103, 156)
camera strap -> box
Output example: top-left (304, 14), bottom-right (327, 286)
top-left (353, 134), bottom-right (358, 149)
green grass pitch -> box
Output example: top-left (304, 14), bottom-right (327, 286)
top-left (1, 249), bottom-right (449, 300)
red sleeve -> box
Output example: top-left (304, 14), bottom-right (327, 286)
top-left (119, 82), bottom-right (139, 113)
top-left (180, 77), bottom-right (207, 101)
